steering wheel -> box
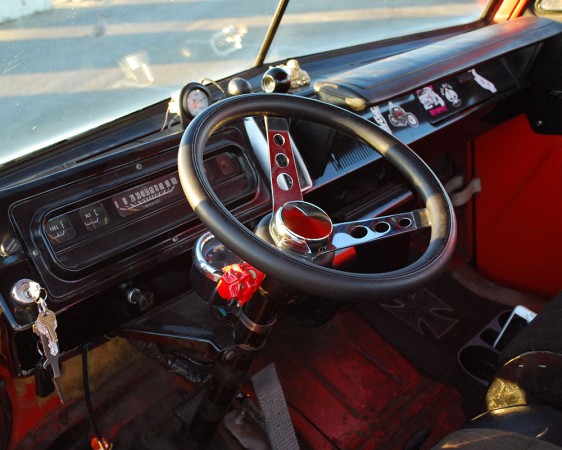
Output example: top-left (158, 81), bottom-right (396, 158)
top-left (178, 94), bottom-right (456, 301)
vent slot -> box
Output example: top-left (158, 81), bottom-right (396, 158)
top-left (331, 137), bottom-right (378, 171)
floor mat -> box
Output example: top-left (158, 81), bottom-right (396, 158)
top-left (254, 310), bottom-right (467, 450)
top-left (356, 273), bottom-right (508, 383)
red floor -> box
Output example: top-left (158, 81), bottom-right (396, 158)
top-left (254, 309), bottom-right (467, 449)
top-left (9, 306), bottom-right (467, 449)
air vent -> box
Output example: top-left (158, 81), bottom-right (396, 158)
top-left (331, 137), bottom-right (377, 171)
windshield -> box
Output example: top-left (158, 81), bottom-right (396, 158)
top-left (0, 0), bottom-right (487, 167)
top-left (267, 0), bottom-right (486, 62)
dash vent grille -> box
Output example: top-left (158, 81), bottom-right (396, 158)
top-left (330, 137), bottom-right (378, 171)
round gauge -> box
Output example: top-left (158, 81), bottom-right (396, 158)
top-left (186, 89), bottom-right (210, 116)
top-left (180, 82), bottom-right (212, 120)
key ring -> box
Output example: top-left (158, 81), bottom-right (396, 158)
top-left (35, 289), bottom-right (48, 316)
top-left (36, 340), bottom-right (44, 357)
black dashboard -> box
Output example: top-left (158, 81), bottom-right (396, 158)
top-left (0, 15), bottom-right (560, 377)
top-left (10, 128), bottom-right (266, 298)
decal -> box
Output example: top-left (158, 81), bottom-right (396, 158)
top-left (370, 105), bottom-right (392, 134)
top-left (387, 101), bottom-right (419, 128)
top-left (439, 83), bottom-right (462, 107)
top-left (380, 289), bottom-right (459, 340)
top-left (470, 69), bottom-right (497, 93)
top-left (416, 85), bottom-right (448, 117)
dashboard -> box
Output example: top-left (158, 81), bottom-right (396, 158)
top-left (0, 16), bottom-right (560, 377)
top-left (11, 134), bottom-right (263, 297)
top-left (29, 154), bottom-right (249, 267)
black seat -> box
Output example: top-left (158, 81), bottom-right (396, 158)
top-left (433, 292), bottom-right (562, 449)
top-left (432, 426), bottom-right (562, 449)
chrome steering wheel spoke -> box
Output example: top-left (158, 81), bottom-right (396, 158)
top-left (265, 116), bottom-right (303, 214)
top-left (321, 209), bottom-right (430, 257)
top-left (263, 117), bottom-right (430, 262)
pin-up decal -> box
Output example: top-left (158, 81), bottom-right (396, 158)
top-left (387, 101), bottom-right (419, 128)
top-left (470, 69), bottom-right (497, 93)
top-left (370, 105), bottom-right (392, 134)
top-left (439, 83), bottom-right (461, 107)
top-left (416, 85), bottom-right (447, 117)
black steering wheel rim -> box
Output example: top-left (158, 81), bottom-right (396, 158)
top-left (178, 93), bottom-right (456, 301)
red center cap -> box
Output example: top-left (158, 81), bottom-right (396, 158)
top-left (280, 202), bottom-right (332, 241)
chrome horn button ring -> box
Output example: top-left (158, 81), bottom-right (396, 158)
top-left (270, 201), bottom-right (333, 257)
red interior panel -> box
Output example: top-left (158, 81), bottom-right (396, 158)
top-left (474, 114), bottom-right (562, 298)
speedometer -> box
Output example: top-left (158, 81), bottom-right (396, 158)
top-left (180, 82), bottom-right (212, 119)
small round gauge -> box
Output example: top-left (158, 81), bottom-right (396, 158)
top-left (180, 82), bottom-right (212, 120)
top-left (186, 89), bottom-right (210, 116)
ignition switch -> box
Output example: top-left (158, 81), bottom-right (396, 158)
top-left (11, 279), bottom-right (42, 305)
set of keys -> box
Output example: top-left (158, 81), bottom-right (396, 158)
top-left (26, 281), bottom-right (65, 403)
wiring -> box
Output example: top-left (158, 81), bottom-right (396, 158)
top-left (82, 344), bottom-right (112, 450)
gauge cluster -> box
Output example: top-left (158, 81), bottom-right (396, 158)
top-left (10, 129), bottom-right (270, 302)
top-left (39, 150), bottom-right (253, 273)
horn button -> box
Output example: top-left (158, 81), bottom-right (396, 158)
top-left (270, 201), bottom-right (333, 255)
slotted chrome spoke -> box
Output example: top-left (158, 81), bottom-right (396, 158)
top-left (265, 117), bottom-right (303, 214)
top-left (318, 209), bottom-right (431, 256)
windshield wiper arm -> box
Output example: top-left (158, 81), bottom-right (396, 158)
top-left (254, 0), bottom-right (290, 67)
